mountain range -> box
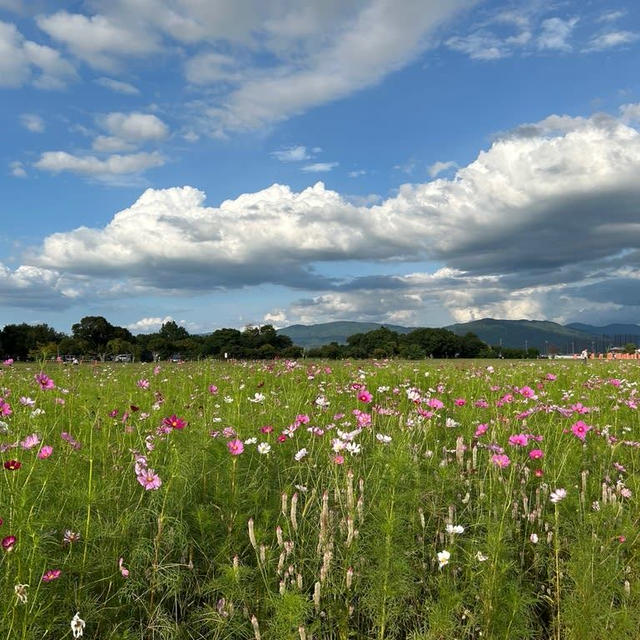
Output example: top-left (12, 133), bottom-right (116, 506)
top-left (277, 319), bottom-right (640, 352)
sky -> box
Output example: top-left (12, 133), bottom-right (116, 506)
top-left (2, 0), bottom-right (640, 334)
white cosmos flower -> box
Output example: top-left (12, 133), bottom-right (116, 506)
top-left (244, 437), bottom-right (257, 445)
top-left (345, 442), bottom-right (361, 455)
top-left (446, 524), bottom-right (464, 535)
top-left (71, 612), bottom-right (86, 638)
top-left (550, 488), bottom-right (567, 503)
top-left (376, 433), bottom-right (392, 444)
top-left (530, 533), bottom-right (539, 544)
top-left (257, 442), bottom-right (271, 455)
top-left (248, 393), bottom-right (265, 403)
top-left (437, 550), bottom-right (451, 568)
top-left (475, 551), bottom-right (488, 562)
top-left (294, 448), bottom-right (308, 461)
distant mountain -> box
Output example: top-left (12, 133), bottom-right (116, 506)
top-left (277, 318), bottom-right (640, 353)
top-left (566, 323), bottom-right (640, 337)
top-left (277, 321), bottom-right (412, 348)
top-left (445, 319), bottom-right (594, 352)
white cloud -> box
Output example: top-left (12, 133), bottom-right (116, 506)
top-left (597, 11), bottom-right (625, 23)
top-left (348, 169), bottom-right (367, 178)
top-left (95, 76), bottom-right (140, 95)
top-left (9, 161), bottom-right (26, 178)
top-left (11, 105), bottom-right (640, 324)
top-left (263, 310), bottom-right (288, 328)
top-left (587, 31), bottom-right (639, 51)
top-left (127, 315), bottom-right (175, 333)
top-left (100, 112), bottom-right (169, 142)
top-left (34, 151), bottom-right (165, 177)
top-left (0, 20), bottom-right (76, 88)
top-left (537, 17), bottom-right (578, 51)
top-left (36, 11), bottom-right (158, 70)
top-left (92, 135), bottom-right (136, 152)
top-left (428, 160), bottom-right (457, 178)
top-left (20, 113), bottom-right (45, 132)
top-left (301, 162), bottom-right (338, 173)
top-left (184, 52), bottom-right (239, 85)
top-left (620, 103), bottom-right (640, 123)
top-left (271, 145), bottom-right (312, 162)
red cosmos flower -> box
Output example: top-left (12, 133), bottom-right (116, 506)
top-left (4, 460), bottom-right (21, 470)
top-left (163, 415), bottom-right (187, 430)
top-left (41, 569), bottom-right (61, 582)
top-left (2, 535), bottom-right (16, 552)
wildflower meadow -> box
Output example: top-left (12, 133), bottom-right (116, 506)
top-left (1, 357), bottom-right (639, 639)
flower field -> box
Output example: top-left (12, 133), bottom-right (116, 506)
top-left (1, 358), bottom-right (639, 639)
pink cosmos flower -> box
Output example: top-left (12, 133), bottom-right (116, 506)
top-left (35, 373), bottom-right (55, 390)
top-left (227, 439), bottom-right (244, 455)
top-left (119, 557), bottom-right (130, 578)
top-left (41, 569), bottom-right (61, 582)
top-left (137, 379), bottom-right (150, 389)
top-left (137, 469), bottom-right (162, 490)
top-left (427, 398), bottom-right (444, 410)
top-left (474, 424), bottom-right (488, 437)
top-left (38, 446), bottom-right (53, 459)
top-left (20, 433), bottom-right (40, 450)
top-left (454, 398), bottom-right (466, 406)
top-left (571, 420), bottom-right (591, 441)
top-left (3, 358), bottom-right (13, 366)
top-left (357, 390), bottom-right (373, 403)
top-left (208, 385), bottom-right (218, 394)
top-left (19, 397), bottom-right (35, 406)
top-left (508, 433), bottom-right (529, 447)
top-left (545, 373), bottom-right (557, 381)
top-left (491, 454), bottom-right (511, 468)
top-left (0, 400), bottom-right (12, 417)
top-left (260, 425), bottom-right (273, 434)
top-left (333, 455), bottom-right (345, 465)
top-left (529, 449), bottom-right (544, 460)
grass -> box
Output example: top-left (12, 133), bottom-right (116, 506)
top-left (1, 358), bottom-right (639, 638)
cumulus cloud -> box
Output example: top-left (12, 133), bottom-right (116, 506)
top-left (0, 262), bottom-right (82, 309)
top-left (127, 315), bottom-right (175, 333)
top-left (36, 11), bottom-right (159, 70)
top-left (0, 20), bottom-right (76, 88)
top-left (100, 112), bottom-right (169, 142)
top-left (11, 105), bottom-right (640, 324)
top-left (9, 161), bottom-right (26, 178)
top-left (428, 160), bottom-right (457, 178)
top-left (34, 151), bottom-right (165, 177)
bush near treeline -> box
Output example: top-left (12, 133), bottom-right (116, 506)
top-left (0, 317), bottom-right (539, 362)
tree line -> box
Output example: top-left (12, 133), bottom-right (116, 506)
top-left (0, 317), bottom-right (301, 361)
top-left (0, 317), bottom-right (541, 362)
top-left (305, 326), bottom-right (539, 359)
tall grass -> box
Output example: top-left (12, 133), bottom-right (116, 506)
top-left (1, 358), bottom-right (639, 638)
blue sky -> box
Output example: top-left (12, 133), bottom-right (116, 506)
top-left (2, 0), bottom-right (640, 333)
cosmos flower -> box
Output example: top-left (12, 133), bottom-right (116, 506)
top-left (42, 569), bottom-right (61, 582)
top-left (491, 454), bottom-right (511, 468)
top-left (529, 449), bottom-right (544, 460)
top-left (14, 583), bottom-right (28, 604)
top-left (70, 612), bottom-right (86, 638)
top-left (550, 488), bottom-right (567, 503)
top-left (571, 421), bottom-right (591, 441)
top-left (137, 469), bottom-right (162, 490)
top-left (35, 373), bottom-right (55, 390)
top-left (4, 460), bottom-right (21, 470)
top-left (437, 550), bottom-right (450, 568)
top-left (257, 442), bottom-right (271, 454)
top-left (163, 415), bottom-right (187, 430)
top-left (227, 439), bottom-right (244, 456)
top-left (446, 524), bottom-right (464, 535)
top-left (2, 535), bottom-right (16, 552)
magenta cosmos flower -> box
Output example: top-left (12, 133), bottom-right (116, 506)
top-left (137, 469), bottom-right (162, 490)
top-left (35, 373), bottom-right (55, 390)
top-left (227, 439), bottom-right (244, 455)
top-left (357, 390), bottom-right (373, 403)
top-left (42, 569), bottom-right (61, 582)
top-left (571, 420), bottom-right (591, 441)
top-left (508, 433), bottom-right (529, 447)
top-left (2, 535), bottom-right (16, 552)
top-left (4, 460), bottom-right (21, 471)
top-left (163, 415), bottom-right (187, 430)
top-left (529, 449), bottom-right (544, 460)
